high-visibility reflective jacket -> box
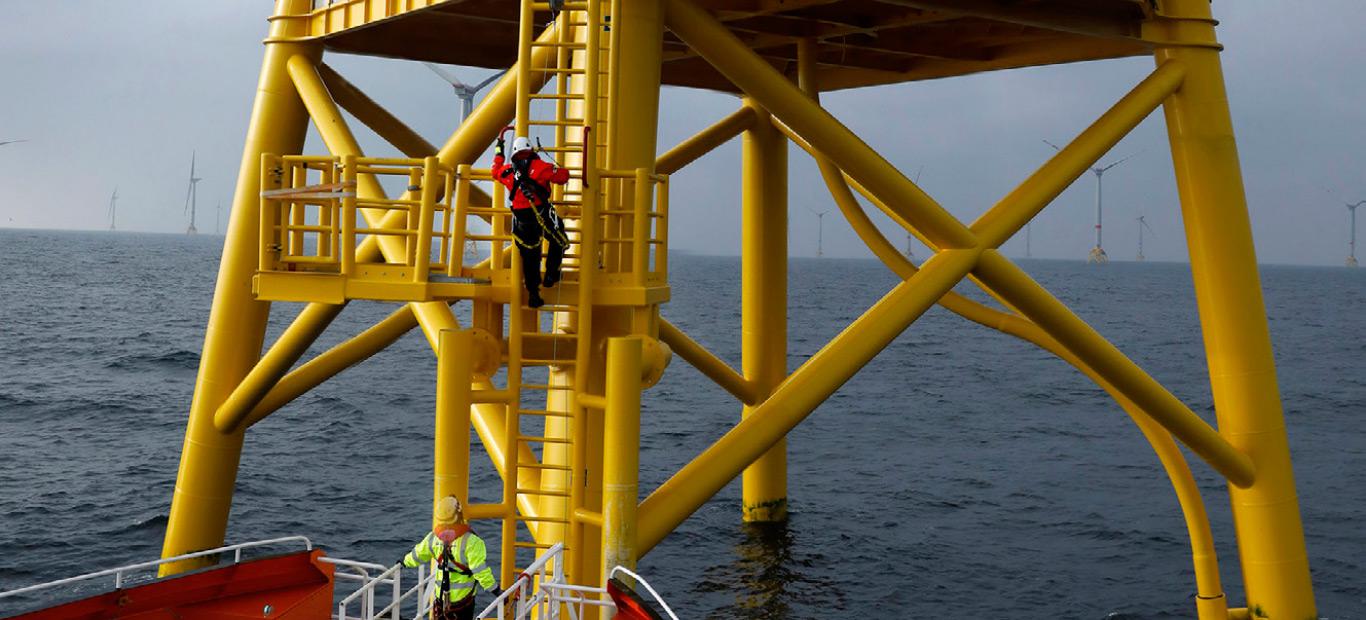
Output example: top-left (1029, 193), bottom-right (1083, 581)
top-left (402, 528), bottom-right (497, 601)
top-left (492, 154), bottom-right (570, 210)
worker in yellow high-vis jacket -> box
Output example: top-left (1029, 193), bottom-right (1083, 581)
top-left (400, 495), bottom-right (501, 620)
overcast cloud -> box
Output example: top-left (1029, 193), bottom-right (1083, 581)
top-left (2, 1), bottom-right (1363, 265)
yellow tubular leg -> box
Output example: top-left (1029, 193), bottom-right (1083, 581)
top-left (740, 100), bottom-right (788, 522)
top-left (1155, 1), bottom-right (1316, 614)
top-left (160, 0), bottom-right (317, 576)
top-left (637, 249), bottom-right (981, 554)
top-left (601, 337), bottom-right (643, 587)
top-left (435, 330), bottom-right (475, 526)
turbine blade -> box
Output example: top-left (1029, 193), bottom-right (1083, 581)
top-left (472, 68), bottom-right (510, 93)
top-left (424, 63), bottom-right (469, 89)
top-left (1101, 151), bottom-right (1141, 171)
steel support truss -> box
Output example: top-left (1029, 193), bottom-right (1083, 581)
top-left (164, 0), bottom-right (1315, 617)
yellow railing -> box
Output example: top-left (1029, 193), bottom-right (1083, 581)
top-left (259, 154), bottom-right (456, 284)
top-left (448, 165), bottom-right (669, 289)
top-left (260, 154), bottom-right (667, 293)
top-left (597, 168), bottom-right (669, 287)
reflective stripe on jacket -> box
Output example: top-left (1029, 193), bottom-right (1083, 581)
top-left (402, 531), bottom-right (497, 599)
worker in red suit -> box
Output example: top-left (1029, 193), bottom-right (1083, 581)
top-left (492, 135), bottom-right (570, 309)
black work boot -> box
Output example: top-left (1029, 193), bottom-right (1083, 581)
top-left (527, 289), bottom-right (545, 309)
top-left (542, 269), bottom-right (561, 288)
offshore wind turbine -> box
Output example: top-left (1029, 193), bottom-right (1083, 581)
top-left (107, 188), bottom-right (119, 231)
top-left (1045, 139), bottom-right (1137, 264)
top-left (806, 206), bottom-right (828, 257)
top-left (184, 152), bottom-right (202, 235)
top-left (1347, 200), bottom-right (1363, 267)
top-left (906, 165), bottom-right (923, 260)
top-left (1136, 215), bottom-right (1155, 261)
top-left (424, 64), bottom-right (508, 125)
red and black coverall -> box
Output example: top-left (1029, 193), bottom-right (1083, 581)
top-left (492, 152), bottom-right (571, 300)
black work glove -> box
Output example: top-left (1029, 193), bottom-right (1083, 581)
top-left (490, 586), bottom-right (503, 598)
top-left (495, 138), bottom-right (505, 157)
top-left (395, 556), bottom-right (408, 568)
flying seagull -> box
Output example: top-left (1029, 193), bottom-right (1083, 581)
top-left (0, 139), bottom-right (27, 147)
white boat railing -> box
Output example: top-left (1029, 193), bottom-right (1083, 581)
top-left (0, 536), bottom-right (314, 601)
top-left (1, 537), bottom-right (677, 620)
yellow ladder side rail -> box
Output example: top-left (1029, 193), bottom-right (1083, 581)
top-left (565, 0), bottom-right (607, 586)
top-left (501, 244), bottom-right (527, 588)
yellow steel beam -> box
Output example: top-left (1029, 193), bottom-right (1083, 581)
top-left (970, 61), bottom-right (1185, 248)
top-left (436, 329), bottom-right (475, 526)
top-left (663, 0), bottom-right (977, 250)
top-left (972, 251), bottom-right (1254, 486)
top-left (739, 99), bottom-right (788, 523)
top-left (213, 303), bottom-right (344, 433)
top-left (1156, 1), bottom-right (1315, 614)
top-left (244, 304), bottom-right (419, 428)
top-left (601, 336), bottom-right (643, 581)
top-left (160, 0), bottom-right (317, 576)
top-left (655, 106), bottom-right (758, 175)
top-left (318, 63), bottom-right (439, 157)
top-left (637, 248), bottom-right (981, 553)
top-left (657, 320), bottom-right (758, 405)
top-left (795, 44), bottom-right (1223, 608)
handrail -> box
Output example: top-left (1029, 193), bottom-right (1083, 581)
top-left (609, 566), bottom-right (680, 620)
top-left (0, 536), bottom-right (313, 600)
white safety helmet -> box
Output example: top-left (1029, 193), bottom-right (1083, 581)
top-left (511, 136), bottom-right (533, 157)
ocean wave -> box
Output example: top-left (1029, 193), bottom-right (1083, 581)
top-left (104, 350), bottom-right (200, 372)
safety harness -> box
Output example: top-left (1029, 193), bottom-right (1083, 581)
top-left (435, 531), bottom-right (475, 610)
top-left (508, 158), bottom-right (570, 250)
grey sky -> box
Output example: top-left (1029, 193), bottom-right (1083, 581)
top-left (1, 2), bottom-right (1363, 265)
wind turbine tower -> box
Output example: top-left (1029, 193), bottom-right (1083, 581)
top-left (1045, 140), bottom-right (1136, 264)
top-left (1136, 215), bottom-right (1154, 261)
top-left (184, 152), bottom-right (202, 235)
top-left (810, 208), bottom-right (827, 257)
top-left (107, 188), bottom-right (118, 231)
top-left (906, 165), bottom-right (923, 260)
top-left (1348, 200), bottom-right (1363, 267)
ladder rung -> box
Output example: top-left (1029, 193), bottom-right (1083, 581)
top-left (530, 42), bottom-right (587, 49)
top-left (515, 487), bottom-right (571, 497)
top-left (519, 434), bottom-right (574, 444)
top-left (517, 462), bottom-right (572, 471)
top-left (529, 120), bottom-right (587, 127)
top-left (466, 234), bottom-right (514, 241)
top-left (515, 514), bottom-right (571, 523)
top-left (523, 383), bottom-right (576, 391)
top-left (514, 541), bottom-right (559, 549)
top-left (529, 93), bottom-right (586, 100)
top-left (522, 359), bottom-right (577, 366)
top-left (535, 67), bottom-right (586, 75)
top-left (519, 409), bottom-right (574, 418)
